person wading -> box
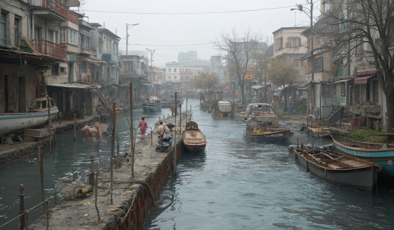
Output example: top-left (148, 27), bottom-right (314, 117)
top-left (138, 116), bottom-right (148, 140)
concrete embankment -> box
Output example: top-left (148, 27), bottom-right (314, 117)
top-left (28, 113), bottom-right (190, 230)
top-left (0, 115), bottom-right (98, 165)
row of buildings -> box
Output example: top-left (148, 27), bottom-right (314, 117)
top-left (0, 0), bottom-right (154, 121)
top-left (270, 0), bottom-right (388, 131)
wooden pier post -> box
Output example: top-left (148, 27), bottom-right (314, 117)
top-left (73, 113), bottom-right (76, 142)
top-left (129, 83), bottom-right (135, 178)
top-left (47, 96), bottom-right (52, 151)
top-left (173, 92), bottom-right (177, 176)
top-left (110, 103), bottom-right (116, 205)
top-left (39, 146), bottom-right (44, 205)
top-left (19, 184), bottom-right (25, 230)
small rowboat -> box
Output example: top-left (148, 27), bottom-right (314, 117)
top-left (182, 121), bottom-right (207, 152)
top-left (244, 127), bottom-right (293, 142)
top-left (332, 136), bottom-right (394, 180)
top-left (308, 127), bottom-right (331, 138)
top-left (290, 146), bottom-right (382, 190)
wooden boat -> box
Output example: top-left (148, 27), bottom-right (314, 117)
top-left (142, 96), bottom-right (161, 114)
top-left (332, 136), bottom-right (394, 180)
top-left (182, 121), bottom-right (207, 152)
top-left (0, 97), bottom-right (58, 135)
top-left (200, 100), bottom-right (212, 111)
top-left (242, 103), bottom-right (278, 127)
top-left (212, 101), bottom-right (232, 119)
top-left (244, 127), bottom-right (293, 142)
top-left (161, 99), bottom-right (171, 108)
top-left (291, 146), bottom-right (382, 190)
top-left (308, 127), bottom-right (331, 138)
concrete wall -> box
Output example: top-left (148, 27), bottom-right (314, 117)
top-left (0, 0), bottom-right (30, 47)
top-left (0, 63), bottom-right (38, 113)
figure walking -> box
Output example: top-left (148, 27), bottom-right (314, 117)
top-left (288, 103), bottom-right (293, 115)
top-left (138, 116), bottom-right (148, 140)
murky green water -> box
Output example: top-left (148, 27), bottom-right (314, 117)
top-left (1, 99), bottom-right (394, 230)
top-left (144, 100), bottom-right (394, 230)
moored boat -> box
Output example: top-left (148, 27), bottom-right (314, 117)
top-left (308, 127), bottom-right (331, 138)
top-left (142, 96), bottom-right (161, 114)
top-left (290, 146), bottom-right (381, 190)
top-left (182, 121), bottom-right (207, 152)
top-left (0, 97), bottom-right (58, 135)
top-left (212, 101), bottom-right (232, 119)
top-left (332, 136), bottom-right (394, 180)
top-left (244, 127), bottom-right (293, 142)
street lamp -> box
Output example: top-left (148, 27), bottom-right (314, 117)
top-left (291, 1), bottom-right (315, 116)
top-left (126, 23), bottom-right (139, 55)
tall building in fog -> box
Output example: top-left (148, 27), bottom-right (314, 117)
top-left (178, 50), bottom-right (197, 65)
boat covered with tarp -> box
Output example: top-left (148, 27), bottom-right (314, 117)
top-left (182, 121), bottom-right (207, 152)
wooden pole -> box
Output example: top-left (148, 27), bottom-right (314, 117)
top-left (110, 103), bottom-right (116, 204)
top-left (173, 92), bottom-right (177, 176)
top-left (129, 83), bottom-right (134, 178)
top-left (47, 96), bottom-right (52, 151)
top-left (39, 146), bottom-right (44, 204)
top-left (73, 113), bottom-right (76, 142)
top-left (95, 160), bottom-right (100, 222)
top-left (19, 184), bottom-right (25, 230)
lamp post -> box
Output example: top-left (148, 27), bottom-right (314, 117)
top-left (291, 1), bottom-right (314, 115)
top-left (126, 23), bottom-right (139, 55)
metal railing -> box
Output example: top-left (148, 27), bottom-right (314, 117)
top-left (31, 39), bottom-right (67, 60)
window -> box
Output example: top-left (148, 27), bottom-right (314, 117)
top-left (340, 82), bottom-right (346, 97)
top-left (338, 66), bottom-right (345, 76)
top-left (113, 42), bottom-right (118, 54)
top-left (168, 68), bottom-right (171, 72)
top-left (275, 37), bottom-right (283, 51)
top-left (125, 61), bottom-right (133, 71)
top-left (174, 76), bottom-right (177, 79)
top-left (174, 68), bottom-right (177, 72)
top-left (69, 29), bottom-right (78, 45)
top-left (81, 35), bottom-right (89, 49)
top-left (300, 60), bottom-right (305, 68)
top-left (52, 64), bottom-right (59, 75)
top-left (372, 80), bottom-right (379, 103)
top-left (314, 57), bottom-right (323, 72)
top-left (48, 30), bottom-right (55, 42)
top-left (168, 76), bottom-right (171, 79)
top-left (14, 17), bottom-right (20, 46)
top-left (323, 1), bottom-right (330, 12)
top-left (60, 28), bottom-right (66, 43)
top-left (0, 13), bottom-right (6, 45)
top-left (357, 38), bottom-right (364, 53)
top-left (287, 37), bottom-right (300, 48)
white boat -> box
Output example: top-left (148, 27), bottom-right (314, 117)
top-left (0, 97), bottom-right (59, 135)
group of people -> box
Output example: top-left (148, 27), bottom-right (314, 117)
top-left (288, 103), bottom-right (296, 115)
top-left (138, 117), bottom-right (170, 140)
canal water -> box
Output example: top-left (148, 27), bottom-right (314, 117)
top-left (1, 99), bottom-right (394, 229)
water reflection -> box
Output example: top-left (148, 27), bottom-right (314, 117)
top-left (144, 99), bottom-right (394, 230)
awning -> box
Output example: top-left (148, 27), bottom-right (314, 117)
top-left (355, 70), bottom-right (376, 76)
top-left (334, 79), bottom-right (352, 84)
top-left (331, 56), bottom-right (340, 63)
top-left (251, 85), bottom-right (266, 90)
top-left (300, 55), bottom-right (311, 60)
top-left (79, 57), bottom-right (108, 66)
top-left (298, 84), bottom-right (309, 90)
top-left (47, 83), bottom-right (99, 90)
top-left (354, 76), bottom-right (373, 84)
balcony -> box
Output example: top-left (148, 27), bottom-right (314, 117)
top-left (31, 0), bottom-right (79, 23)
top-left (32, 39), bottom-right (67, 60)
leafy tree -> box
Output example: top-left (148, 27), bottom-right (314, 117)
top-left (192, 72), bottom-right (220, 92)
top-left (266, 57), bottom-right (298, 111)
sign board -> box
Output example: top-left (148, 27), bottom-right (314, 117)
top-left (245, 72), bottom-right (252, 80)
top-left (81, 29), bottom-right (92, 37)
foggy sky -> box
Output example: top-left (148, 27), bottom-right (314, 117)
top-left (78, 0), bottom-right (312, 67)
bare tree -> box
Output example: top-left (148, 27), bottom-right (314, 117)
top-left (266, 57), bottom-right (298, 112)
top-left (214, 28), bottom-right (262, 104)
top-left (322, 0), bottom-right (394, 133)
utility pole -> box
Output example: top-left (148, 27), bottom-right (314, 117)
top-left (146, 48), bottom-right (156, 84)
top-left (292, 1), bottom-right (314, 114)
top-left (126, 23), bottom-right (139, 55)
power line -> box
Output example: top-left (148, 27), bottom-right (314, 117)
top-left (118, 42), bottom-right (218, 47)
top-left (80, 5), bottom-right (298, 15)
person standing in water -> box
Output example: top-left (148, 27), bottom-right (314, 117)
top-left (138, 116), bottom-right (148, 140)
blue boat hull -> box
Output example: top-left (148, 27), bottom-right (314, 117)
top-left (142, 106), bottom-right (161, 113)
top-left (333, 138), bottom-right (394, 179)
